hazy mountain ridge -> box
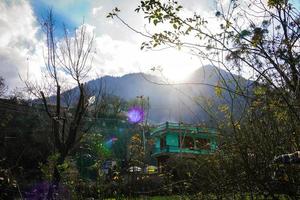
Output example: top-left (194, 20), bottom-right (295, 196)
top-left (59, 65), bottom-right (252, 124)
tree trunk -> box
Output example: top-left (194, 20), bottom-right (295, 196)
top-left (47, 154), bottom-right (66, 199)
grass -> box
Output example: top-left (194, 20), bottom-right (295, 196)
top-left (104, 194), bottom-right (294, 200)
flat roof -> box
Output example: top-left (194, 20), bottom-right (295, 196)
top-left (150, 122), bottom-right (217, 137)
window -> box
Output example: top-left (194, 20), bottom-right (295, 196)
top-left (179, 136), bottom-right (194, 149)
top-left (160, 136), bottom-right (166, 149)
top-left (195, 138), bottom-right (210, 150)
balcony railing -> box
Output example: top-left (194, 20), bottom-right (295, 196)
top-left (150, 122), bottom-right (217, 137)
top-left (152, 145), bottom-right (212, 156)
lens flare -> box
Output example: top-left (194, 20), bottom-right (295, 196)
top-left (104, 137), bottom-right (118, 148)
top-left (127, 106), bottom-right (144, 123)
top-left (25, 182), bottom-right (70, 199)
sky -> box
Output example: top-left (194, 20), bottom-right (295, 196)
top-left (0, 0), bottom-right (218, 93)
top-left (0, 0), bottom-right (299, 93)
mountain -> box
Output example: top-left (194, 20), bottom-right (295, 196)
top-left (58, 65), bottom-right (252, 125)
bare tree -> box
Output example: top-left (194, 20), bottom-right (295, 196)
top-left (24, 10), bottom-right (96, 198)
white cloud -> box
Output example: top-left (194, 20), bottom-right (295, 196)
top-left (0, 0), bottom-right (43, 92)
top-left (92, 6), bottom-right (103, 16)
top-left (0, 1), bottom-right (91, 93)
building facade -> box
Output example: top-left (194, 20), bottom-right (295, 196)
top-left (151, 122), bottom-right (217, 171)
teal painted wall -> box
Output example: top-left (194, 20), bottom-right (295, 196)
top-left (151, 123), bottom-right (218, 156)
top-left (210, 139), bottom-right (217, 150)
top-left (166, 133), bottom-right (178, 146)
top-left (155, 138), bottom-right (160, 148)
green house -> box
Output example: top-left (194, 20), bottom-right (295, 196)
top-left (151, 122), bottom-right (217, 171)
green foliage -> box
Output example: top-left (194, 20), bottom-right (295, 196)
top-left (39, 153), bottom-right (83, 198)
top-left (0, 99), bottom-right (52, 198)
top-left (216, 85), bottom-right (299, 198)
top-left (39, 154), bottom-right (61, 181)
top-left (0, 166), bottom-right (18, 199)
top-left (268, 0), bottom-right (286, 8)
top-left (214, 83), bottom-right (223, 97)
top-left (134, 86), bottom-right (298, 199)
top-left (251, 27), bottom-right (264, 47)
top-left (93, 95), bottom-right (127, 118)
top-left (253, 86), bottom-right (267, 96)
top-left (76, 132), bottom-right (111, 179)
top-left (128, 133), bottom-right (145, 167)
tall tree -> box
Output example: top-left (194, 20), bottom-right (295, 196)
top-left (25, 10), bottom-right (96, 198)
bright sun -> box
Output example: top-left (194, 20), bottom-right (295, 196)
top-left (163, 67), bottom-right (193, 82)
top-left (146, 48), bottom-right (199, 82)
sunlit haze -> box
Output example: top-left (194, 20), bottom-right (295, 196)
top-left (0, 0), bottom-right (212, 91)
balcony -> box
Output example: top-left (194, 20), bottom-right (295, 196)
top-left (151, 145), bottom-right (213, 157)
top-left (150, 122), bottom-right (217, 158)
top-left (150, 122), bottom-right (217, 137)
